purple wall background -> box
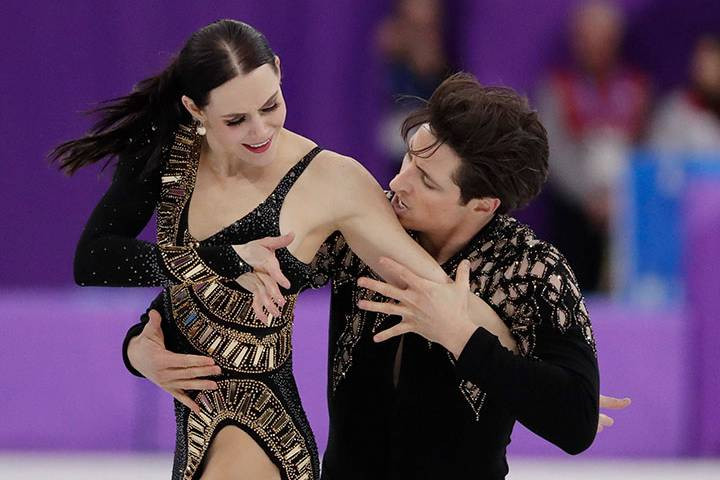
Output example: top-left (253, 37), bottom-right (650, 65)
top-left (2, 0), bottom-right (720, 459)
top-left (4, 0), bottom-right (720, 287)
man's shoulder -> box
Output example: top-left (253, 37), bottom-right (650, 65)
top-left (465, 215), bottom-right (594, 354)
top-left (468, 215), bottom-right (567, 269)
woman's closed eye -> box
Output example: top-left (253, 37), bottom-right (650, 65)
top-left (226, 104), bottom-right (280, 126)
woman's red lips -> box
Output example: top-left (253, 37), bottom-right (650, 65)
top-left (242, 138), bottom-right (272, 153)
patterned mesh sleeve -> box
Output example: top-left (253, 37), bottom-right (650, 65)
top-left (456, 244), bottom-right (600, 454)
top-left (308, 231), bottom-right (365, 289)
top-left (477, 244), bottom-right (596, 357)
top-left (74, 151), bottom-right (250, 288)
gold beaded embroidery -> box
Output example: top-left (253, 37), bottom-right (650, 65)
top-left (157, 124), bottom-right (199, 248)
top-left (184, 379), bottom-right (314, 480)
top-left (170, 284), bottom-right (293, 373)
top-left (157, 127), bottom-right (312, 476)
top-left (190, 280), bottom-right (295, 328)
top-left (330, 284), bottom-right (387, 393)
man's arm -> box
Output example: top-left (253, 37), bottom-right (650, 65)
top-left (359, 257), bottom-right (602, 455)
top-left (121, 292), bottom-right (164, 377)
top-left (122, 293), bottom-right (219, 414)
top-left (454, 320), bottom-right (599, 454)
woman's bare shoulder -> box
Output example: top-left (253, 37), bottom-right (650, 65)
top-left (310, 149), bottom-right (373, 183)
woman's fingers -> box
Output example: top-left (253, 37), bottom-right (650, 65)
top-left (252, 294), bottom-right (269, 325)
top-left (258, 272), bottom-right (285, 314)
top-left (259, 232), bottom-right (295, 250)
top-left (256, 285), bottom-right (280, 319)
top-left (266, 258), bottom-right (291, 290)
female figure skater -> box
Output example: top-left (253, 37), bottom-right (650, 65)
top-left (52, 19), bottom-right (463, 480)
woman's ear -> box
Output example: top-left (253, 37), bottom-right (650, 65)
top-left (181, 95), bottom-right (204, 122)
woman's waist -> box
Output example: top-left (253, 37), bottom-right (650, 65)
top-left (164, 294), bottom-right (295, 374)
top-left (169, 281), bottom-right (298, 329)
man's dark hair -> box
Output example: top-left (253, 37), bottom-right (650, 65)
top-left (401, 72), bottom-right (549, 214)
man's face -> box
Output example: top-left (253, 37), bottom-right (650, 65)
top-left (389, 125), bottom-right (473, 236)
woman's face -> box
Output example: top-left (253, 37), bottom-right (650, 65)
top-left (200, 61), bottom-right (286, 167)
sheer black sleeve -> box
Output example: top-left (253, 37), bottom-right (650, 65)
top-left (308, 231), bottom-right (364, 289)
top-left (456, 255), bottom-right (600, 455)
top-left (73, 154), bottom-right (250, 287)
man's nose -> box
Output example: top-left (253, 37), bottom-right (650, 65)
top-left (389, 168), bottom-right (413, 193)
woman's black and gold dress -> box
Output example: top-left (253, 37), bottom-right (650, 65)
top-left (75, 125), bottom-right (326, 479)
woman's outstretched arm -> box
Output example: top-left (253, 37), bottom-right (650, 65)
top-left (74, 154), bottom-right (250, 287)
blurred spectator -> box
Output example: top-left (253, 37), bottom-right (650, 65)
top-left (537, 0), bottom-right (651, 292)
top-left (649, 35), bottom-right (720, 153)
top-left (376, 0), bottom-right (450, 162)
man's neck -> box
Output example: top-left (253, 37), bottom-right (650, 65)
top-left (418, 214), bottom-right (495, 265)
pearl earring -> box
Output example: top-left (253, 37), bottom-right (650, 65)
top-left (196, 122), bottom-right (206, 136)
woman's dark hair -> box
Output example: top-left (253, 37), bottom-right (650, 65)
top-left (51, 19), bottom-right (277, 176)
top-left (401, 72), bottom-right (549, 214)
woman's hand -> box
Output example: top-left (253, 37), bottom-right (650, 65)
top-left (236, 271), bottom-right (287, 325)
top-left (232, 233), bottom-right (294, 324)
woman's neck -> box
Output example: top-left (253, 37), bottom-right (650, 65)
top-left (201, 129), bottom-right (288, 180)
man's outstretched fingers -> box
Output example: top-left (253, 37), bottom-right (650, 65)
top-left (455, 260), bottom-right (471, 290)
top-left (166, 352), bottom-right (215, 369)
top-left (357, 299), bottom-right (408, 317)
top-left (172, 389), bottom-right (202, 415)
top-left (171, 379), bottom-right (219, 391)
top-left (357, 277), bottom-right (405, 302)
top-left (378, 256), bottom-right (421, 288)
top-left (172, 364), bottom-right (222, 380)
top-left (373, 323), bottom-right (413, 343)
top-left (599, 394), bottom-right (631, 409)
top-left (144, 309), bottom-right (164, 338)
top-left (597, 413), bottom-right (614, 433)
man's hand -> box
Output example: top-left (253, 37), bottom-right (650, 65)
top-left (597, 394), bottom-right (631, 433)
top-left (357, 257), bottom-right (478, 358)
top-left (127, 310), bottom-right (221, 414)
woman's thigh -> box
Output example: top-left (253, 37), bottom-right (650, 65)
top-left (200, 425), bottom-right (281, 480)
